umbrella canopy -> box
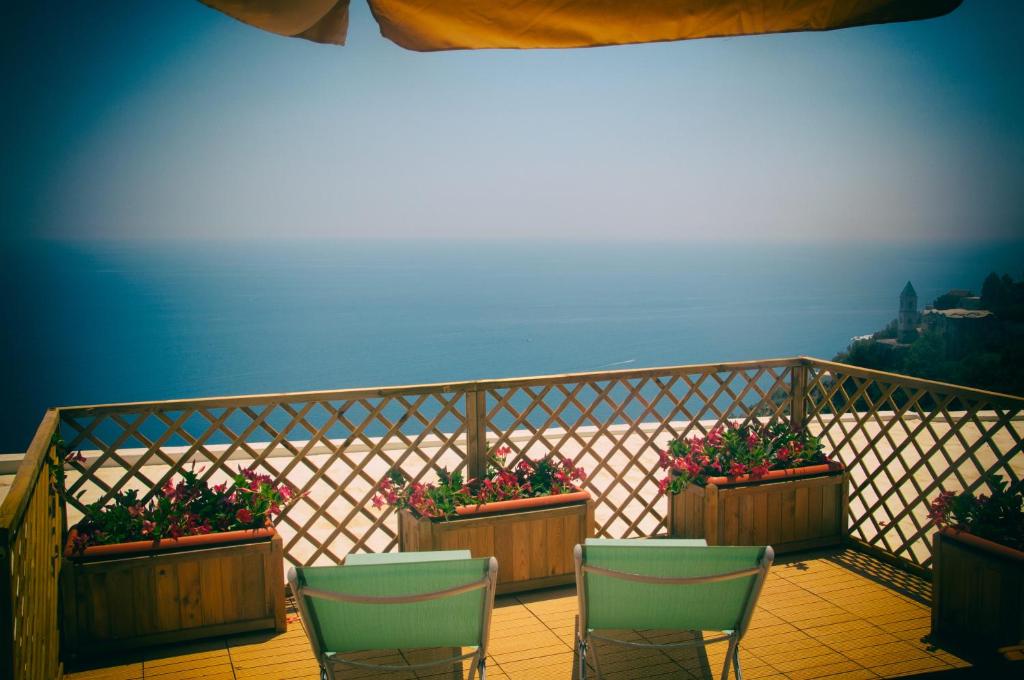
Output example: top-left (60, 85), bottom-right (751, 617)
top-left (201, 0), bottom-right (962, 49)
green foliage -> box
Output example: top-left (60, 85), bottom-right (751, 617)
top-left (374, 447), bottom-right (587, 518)
top-left (872, 319), bottom-right (898, 340)
top-left (70, 466), bottom-right (294, 554)
top-left (981, 271), bottom-right (1024, 321)
top-left (658, 421), bottom-right (829, 494)
top-left (932, 293), bottom-right (962, 310)
top-left (929, 475), bottom-right (1024, 551)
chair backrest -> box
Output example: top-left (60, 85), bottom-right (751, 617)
top-left (578, 543), bottom-right (772, 634)
top-left (291, 556), bottom-right (495, 654)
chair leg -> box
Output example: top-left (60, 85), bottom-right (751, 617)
top-left (577, 636), bottom-right (588, 680)
top-left (467, 653), bottom-right (484, 680)
top-left (720, 638), bottom-right (739, 680)
top-left (732, 645), bottom-right (743, 680)
top-left (589, 636), bottom-right (603, 680)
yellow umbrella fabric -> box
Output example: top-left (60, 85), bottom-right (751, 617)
top-left (368, 0), bottom-right (963, 51)
top-left (201, 0), bottom-right (963, 50)
top-left (198, 0), bottom-right (351, 45)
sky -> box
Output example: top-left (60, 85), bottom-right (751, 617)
top-left (1, 1), bottom-right (1022, 244)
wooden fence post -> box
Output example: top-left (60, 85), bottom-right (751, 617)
top-left (465, 387), bottom-right (488, 481)
top-left (0, 529), bottom-right (12, 680)
top-left (791, 361), bottom-right (808, 431)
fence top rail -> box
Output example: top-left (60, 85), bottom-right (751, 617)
top-left (0, 409), bottom-right (58, 534)
top-left (57, 357), bottom-right (806, 418)
top-left (801, 357), bottom-right (1024, 407)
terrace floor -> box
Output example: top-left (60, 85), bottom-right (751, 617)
top-left (65, 548), bottom-right (999, 680)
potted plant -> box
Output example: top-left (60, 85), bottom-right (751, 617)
top-left (660, 421), bottom-right (846, 552)
top-left (928, 476), bottom-right (1024, 654)
top-left (380, 448), bottom-right (594, 593)
top-left (61, 467), bottom-right (292, 658)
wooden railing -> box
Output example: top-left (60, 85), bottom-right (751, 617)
top-left (0, 410), bottom-right (63, 680)
top-left (58, 359), bottom-right (796, 565)
top-left (48, 357), bottom-right (1024, 577)
top-left (803, 358), bottom-right (1024, 573)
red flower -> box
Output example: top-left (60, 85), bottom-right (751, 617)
top-left (728, 462), bottom-right (748, 477)
top-left (371, 495), bottom-right (384, 509)
top-left (658, 450), bottom-right (671, 470)
top-left (658, 477), bottom-right (670, 495)
top-left (235, 508), bottom-right (253, 524)
top-left (750, 463), bottom-right (771, 478)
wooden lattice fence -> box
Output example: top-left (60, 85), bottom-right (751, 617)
top-left (0, 410), bottom-right (64, 680)
top-left (51, 357), bottom-right (1024, 573)
top-left (58, 360), bottom-right (796, 566)
top-left (804, 358), bottom-right (1024, 571)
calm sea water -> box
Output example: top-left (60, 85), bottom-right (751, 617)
top-left (3, 237), bottom-right (1023, 452)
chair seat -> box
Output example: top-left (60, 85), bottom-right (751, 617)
top-left (344, 549), bottom-right (472, 565)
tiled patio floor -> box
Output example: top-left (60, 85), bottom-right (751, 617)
top-left (65, 548), bottom-right (980, 680)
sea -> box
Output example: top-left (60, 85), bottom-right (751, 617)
top-left (3, 237), bottom-right (1023, 453)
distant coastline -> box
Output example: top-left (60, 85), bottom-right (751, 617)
top-left (834, 273), bottom-right (1024, 396)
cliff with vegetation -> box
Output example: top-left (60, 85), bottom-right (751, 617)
top-left (834, 273), bottom-right (1024, 396)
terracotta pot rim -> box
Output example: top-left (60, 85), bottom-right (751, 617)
top-left (704, 461), bottom-right (845, 487)
top-left (412, 489), bottom-right (591, 521)
top-left (938, 526), bottom-right (1024, 562)
top-left (65, 526), bottom-right (277, 559)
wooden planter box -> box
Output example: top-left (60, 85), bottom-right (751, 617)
top-left (398, 491), bottom-right (594, 594)
top-left (667, 463), bottom-right (847, 553)
top-left (61, 528), bottom-right (286, 659)
top-left (931, 527), bottom-right (1024, 654)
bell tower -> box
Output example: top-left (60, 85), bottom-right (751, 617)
top-left (898, 281), bottom-right (919, 343)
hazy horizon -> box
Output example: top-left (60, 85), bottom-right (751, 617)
top-left (3, 1), bottom-right (1023, 244)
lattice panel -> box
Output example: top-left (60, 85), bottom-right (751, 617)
top-left (485, 365), bottom-right (794, 539)
top-left (61, 390), bottom-right (469, 565)
top-left (805, 363), bottom-right (1024, 569)
top-left (7, 432), bottom-right (63, 680)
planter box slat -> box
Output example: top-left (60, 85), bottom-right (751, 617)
top-left (398, 497), bottom-right (594, 594)
top-left (932, 530), bottom-right (1024, 654)
top-left (669, 468), bottom-right (847, 553)
top-left (62, 534), bottom-right (285, 658)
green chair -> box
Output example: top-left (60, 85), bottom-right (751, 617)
top-left (574, 539), bottom-right (774, 680)
top-left (288, 550), bottom-right (498, 680)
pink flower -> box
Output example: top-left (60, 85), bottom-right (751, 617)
top-left (728, 462), bottom-right (748, 477)
top-left (746, 431), bottom-right (759, 448)
top-left (750, 463), bottom-right (770, 478)
top-left (777, 447), bottom-right (791, 462)
top-left (707, 428), bottom-right (724, 446)
top-left (235, 508), bottom-right (253, 524)
top-left (658, 477), bottom-right (670, 495)
top-left (658, 450), bottom-right (671, 470)
top-left (928, 490), bottom-right (955, 527)
top-left (371, 495), bottom-right (384, 509)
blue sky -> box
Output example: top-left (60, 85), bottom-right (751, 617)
top-left (2, 1), bottom-right (1022, 243)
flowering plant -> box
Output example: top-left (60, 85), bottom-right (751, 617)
top-left (928, 475), bottom-right (1024, 551)
top-left (69, 466), bottom-right (294, 554)
top-left (373, 446), bottom-right (587, 519)
top-left (658, 421), bottom-right (828, 494)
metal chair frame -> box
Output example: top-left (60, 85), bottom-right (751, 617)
top-left (573, 544), bottom-right (774, 680)
top-left (289, 556), bottom-right (498, 680)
